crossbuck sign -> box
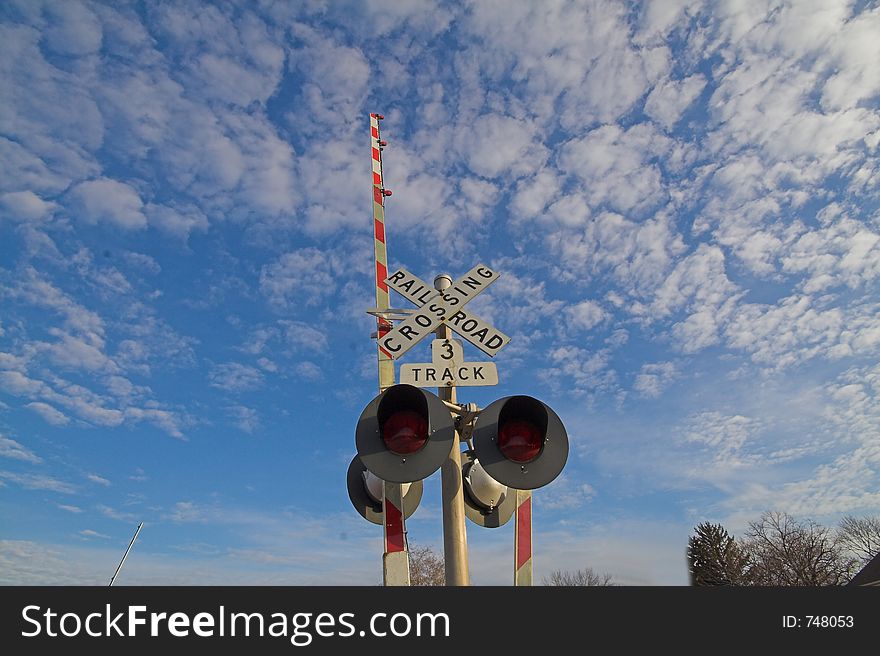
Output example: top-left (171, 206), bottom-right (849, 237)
top-left (379, 264), bottom-right (511, 360)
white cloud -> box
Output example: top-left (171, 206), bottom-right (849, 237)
top-left (25, 402), bottom-right (70, 426)
top-left (129, 468), bottom-right (149, 483)
top-left (559, 123), bottom-right (671, 215)
top-left (781, 210), bottom-right (880, 293)
top-left (294, 139), bottom-right (367, 235)
top-left (0, 471), bottom-right (76, 494)
top-left (457, 113), bottom-right (546, 179)
top-left (209, 362), bottom-right (264, 392)
top-left (0, 371), bottom-right (45, 396)
top-left (294, 361), bottom-right (322, 382)
top-left (633, 362), bottom-right (679, 398)
top-left (69, 178), bottom-right (146, 230)
top-left (725, 296), bottom-right (880, 369)
top-left (86, 473), bottom-right (110, 487)
top-left (818, 6), bottom-right (880, 112)
top-left (541, 345), bottom-right (615, 396)
top-left (281, 320), bottom-right (330, 353)
top-left (509, 168), bottom-right (563, 221)
top-left (652, 244), bottom-right (739, 318)
top-left (537, 474), bottom-right (596, 510)
top-left (57, 504), bottom-right (82, 513)
top-left (123, 407), bottom-right (186, 440)
top-left (122, 251), bottom-right (161, 275)
top-left (96, 504), bottom-right (138, 522)
top-left (464, 0), bottom-right (667, 128)
top-left (144, 204), bottom-right (208, 240)
top-left (683, 412), bottom-right (760, 468)
top-left (79, 529), bottom-right (111, 540)
top-left (228, 405), bottom-right (260, 434)
top-left (4, 267), bottom-right (105, 339)
top-left (645, 74), bottom-right (706, 130)
top-left (165, 501), bottom-right (209, 523)
top-left (637, 0), bottom-right (703, 45)
top-left (260, 248), bottom-right (339, 310)
top-left (42, 330), bottom-right (119, 374)
top-left (0, 190), bottom-right (57, 222)
top-left (547, 211), bottom-right (687, 295)
top-left (294, 25), bottom-right (370, 110)
top-left (42, 0), bottom-right (103, 56)
top-left (563, 300), bottom-right (608, 333)
top-left (720, 363), bottom-right (880, 518)
top-left (0, 435), bottom-right (42, 463)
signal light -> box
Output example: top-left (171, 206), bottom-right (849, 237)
top-left (461, 450), bottom-right (516, 528)
top-left (472, 395), bottom-right (568, 490)
top-left (382, 409), bottom-right (427, 455)
top-left (347, 456), bottom-right (423, 525)
top-left (382, 189), bottom-right (393, 196)
top-left (356, 384), bottom-right (455, 483)
top-left (371, 113), bottom-right (385, 120)
top-left (498, 419), bottom-right (543, 463)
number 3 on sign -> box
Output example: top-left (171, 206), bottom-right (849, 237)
top-left (433, 339), bottom-right (463, 366)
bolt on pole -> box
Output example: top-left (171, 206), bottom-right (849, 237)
top-left (434, 274), bottom-right (470, 586)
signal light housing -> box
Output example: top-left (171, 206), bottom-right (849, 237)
top-left (461, 450), bottom-right (516, 528)
top-left (472, 395), bottom-right (568, 490)
top-left (355, 384), bottom-right (456, 483)
top-left (346, 456), bottom-right (423, 525)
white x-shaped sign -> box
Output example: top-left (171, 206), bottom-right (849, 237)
top-left (379, 264), bottom-right (511, 360)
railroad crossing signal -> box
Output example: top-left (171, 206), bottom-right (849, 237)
top-left (353, 387), bottom-right (569, 492)
top-left (380, 265), bottom-right (511, 359)
top-left (472, 395), bottom-right (569, 490)
top-left (346, 456), bottom-right (423, 525)
top-left (461, 450), bottom-right (516, 528)
top-left (355, 384), bottom-right (456, 483)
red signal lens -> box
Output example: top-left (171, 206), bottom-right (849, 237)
top-left (498, 419), bottom-right (543, 463)
top-left (382, 410), bottom-right (428, 455)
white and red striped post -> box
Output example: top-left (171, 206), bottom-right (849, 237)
top-left (370, 113), bottom-right (410, 586)
top-left (514, 489), bottom-right (532, 585)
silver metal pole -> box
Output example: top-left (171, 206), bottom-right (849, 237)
top-left (435, 274), bottom-right (469, 586)
top-left (109, 522), bottom-right (143, 586)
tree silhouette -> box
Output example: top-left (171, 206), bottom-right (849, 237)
top-left (408, 544), bottom-right (445, 586)
top-left (687, 521), bottom-right (749, 585)
top-left (837, 515), bottom-right (880, 568)
top-left (743, 512), bottom-right (857, 586)
top-left (543, 567), bottom-right (614, 586)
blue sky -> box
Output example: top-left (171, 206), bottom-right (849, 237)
top-left (1, 0), bottom-right (879, 585)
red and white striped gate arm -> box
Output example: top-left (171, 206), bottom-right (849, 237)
top-left (370, 113), bottom-right (409, 586)
top-left (370, 113), bottom-right (396, 369)
top-left (515, 489), bottom-right (532, 585)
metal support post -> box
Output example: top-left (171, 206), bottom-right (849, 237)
top-left (435, 274), bottom-right (469, 586)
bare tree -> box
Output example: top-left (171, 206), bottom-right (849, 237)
top-left (687, 522), bottom-right (749, 585)
top-left (742, 511), bottom-right (857, 586)
top-left (408, 544), bottom-right (445, 586)
top-left (543, 567), bottom-right (614, 586)
top-left (837, 515), bottom-right (880, 567)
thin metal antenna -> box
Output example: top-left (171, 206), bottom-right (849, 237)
top-left (109, 522), bottom-right (143, 586)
